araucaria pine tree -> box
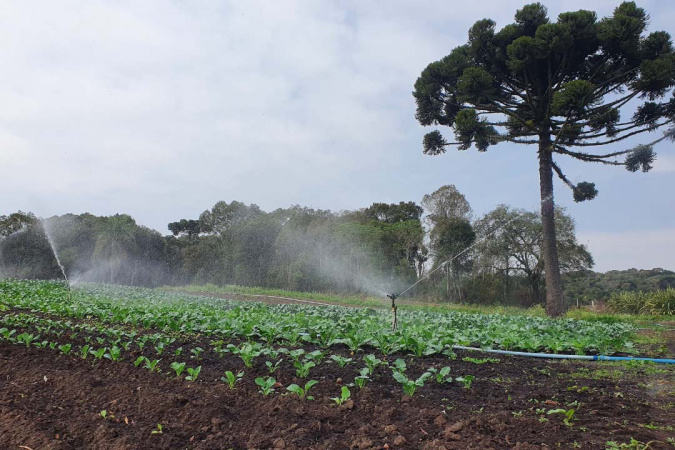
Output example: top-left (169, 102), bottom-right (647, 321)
top-left (413, 2), bottom-right (675, 317)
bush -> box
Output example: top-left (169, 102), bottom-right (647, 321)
top-left (607, 288), bottom-right (675, 315)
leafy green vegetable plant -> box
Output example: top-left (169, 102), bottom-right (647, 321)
top-left (255, 376), bottom-right (276, 396)
top-left (170, 361), bottom-right (186, 377)
top-left (294, 360), bottom-right (316, 378)
top-left (222, 370), bottom-right (244, 389)
top-left (393, 371), bottom-right (432, 396)
top-left (330, 386), bottom-right (351, 406)
top-left (330, 355), bottom-right (352, 368)
top-left (185, 366), bottom-right (201, 381)
top-left (456, 375), bottom-right (475, 389)
top-left (286, 380), bottom-right (318, 400)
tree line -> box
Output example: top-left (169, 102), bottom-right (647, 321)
top-left (0, 184), bottom-right (622, 307)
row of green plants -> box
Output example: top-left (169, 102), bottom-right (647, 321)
top-left (0, 280), bottom-right (637, 355)
top-left (606, 288), bottom-right (675, 315)
top-left (0, 312), bottom-right (478, 399)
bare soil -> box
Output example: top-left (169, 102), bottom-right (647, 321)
top-left (1, 341), bottom-right (674, 449)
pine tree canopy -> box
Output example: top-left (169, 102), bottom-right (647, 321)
top-left (414, 2), bottom-right (675, 202)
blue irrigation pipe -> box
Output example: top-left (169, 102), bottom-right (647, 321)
top-left (452, 345), bottom-right (675, 365)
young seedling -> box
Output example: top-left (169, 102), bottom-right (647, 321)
top-left (363, 354), bottom-right (383, 375)
top-left (100, 410), bottom-right (114, 420)
top-left (190, 347), bottom-right (204, 360)
top-left (305, 350), bottom-right (325, 364)
top-left (463, 357), bottom-right (499, 365)
top-left (151, 423), bottom-right (163, 435)
top-left (229, 343), bottom-right (261, 368)
top-left (105, 346), bottom-right (122, 362)
top-left (255, 376), bottom-right (276, 396)
top-left (91, 347), bottom-right (107, 360)
top-left (354, 367), bottom-right (371, 389)
top-left (170, 362), bottom-right (186, 377)
top-left (393, 371), bottom-right (432, 396)
top-left (330, 355), bottom-right (352, 368)
top-left (288, 349), bottom-right (306, 364)
top-left (58, 343), bottom-right (72, 355)
top-left (221, 371), bottom-right (244, 389)
top-left (185, 366), bottom-right (201, 381)
top-left (547, 408), bottom-right (576, 427)
top-left (428, 366), bottom-right (453, 384)
top-left (265, 359), bottom-right (282, 374)
top-left (294, 360), bottom-right (316, 378)
top-left (174, 347), bottom-right (183, 357)
top-left (330, 386), bottom-right (351, 406)
top-left (134, 356), bottom-right (147, 367)
top-left (456, 375), bottom-right (475, 390)
top-left (391, 358), bottom-right (407, 373)
top-left (16, 332), bottom-right (37, 347)
top-left (286, 380), bottom-right (318, 400)
top-left (144, 358), bottom-right (161, 372)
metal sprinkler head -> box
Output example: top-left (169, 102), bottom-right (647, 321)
top-left (386, 294), bottom-right (397, 301)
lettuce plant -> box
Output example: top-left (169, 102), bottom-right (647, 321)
top-left (255, 376), bottom-right (276, 396)
top-left (330, 386), bottom-right (351, 406)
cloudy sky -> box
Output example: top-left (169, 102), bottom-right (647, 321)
top-left (1, 0), bottom-right (674, 272)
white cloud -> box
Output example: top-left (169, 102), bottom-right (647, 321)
top-left (0, 0), bottom-right (673, 251)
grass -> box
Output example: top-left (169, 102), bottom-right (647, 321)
top-left (164, 283), bottom-right (675, 325)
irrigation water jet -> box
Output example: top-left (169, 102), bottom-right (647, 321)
top-left (42, 221), bottom-right (71, 301)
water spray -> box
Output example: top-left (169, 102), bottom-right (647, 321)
top-left (42, 220), bottom-right (71, 302)
top-left (384, 193), bottom-right (556, 327)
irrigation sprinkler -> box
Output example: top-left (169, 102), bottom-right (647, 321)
top-left (386, 293), bottom-right (398, 331)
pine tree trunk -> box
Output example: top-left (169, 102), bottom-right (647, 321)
top-left (538, 134), bottom-right (566, 317)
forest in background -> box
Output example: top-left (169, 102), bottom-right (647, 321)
top-left (1, 185), bottom-right (672, 307)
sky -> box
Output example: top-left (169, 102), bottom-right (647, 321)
top-left (0, 0), bottom-right (674, 273)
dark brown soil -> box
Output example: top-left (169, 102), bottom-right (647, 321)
top-left (1, 341), bottom-right (674, 449)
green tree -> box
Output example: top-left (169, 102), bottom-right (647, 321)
top-left (413, 2), bottom-right (675, 316)
top-left (430, 218), bottom-right (476, 300)
top-left (474, 205), bottom-right (593, 305)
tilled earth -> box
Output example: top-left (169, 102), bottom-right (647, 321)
top-left (1, 341), bottom-right (674, 449)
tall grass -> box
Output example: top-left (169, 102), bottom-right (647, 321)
top-left (607, 288), bottom-right (675, 315)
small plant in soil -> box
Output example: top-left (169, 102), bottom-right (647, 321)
top-left (104, 346), bottom-right (122, 362)
top-left (134, 356), bottom-right (147, 367)
top-left (170, 362), bottom-right (186, 377)
top-left (391, 358), bottom-right (407, 373)
top-left (255, 376), bottom-right (276, 396)
top-left (90, 348), bottom-right (107, 360)
top-left (286, 380), bottom-right (318, 400)
top-left (190, 346), bottom-right (204, 360)
top-left (229, 343), bottom-right (262, 368)
top-left (547, 408), bottom-right (576, 427)
top-left (305, 350), bottom-right (325, 364)
top-left (17, 332), bottom-right (37, 347)
top-left (363, 354), bottom-right (383, 375)
top-left (427, 366), bottom-right (452, 383)
top-left (174, 347), bottom-right (183, 357)
top-left (144, 358), bottom-right (161, 372)
top-left (288, 349), bottom-right (305, 364)
top-left (100, 410), bottom-right (114, 420)
top-left (462, 357), bottom-right (499, 365)
top-left (456, 375), bottom-right (475, 389)
top-left (222, 370), bottom-right (244, 389)
top-left (265, 359), bottom-right (282, 374)
top-left (354, 367), bottom-right (371, 389)
top-left (294, 360), bottom-right (316, 378)
top-left (151, 424), bottom-right (163, 435)
top-left (330, 386), bottom-right (351, 406)
top-left (185, 366), bottom-right (201, 381)
top-left (58, 343), bottom-right (72, 355)
top-left (393, 371), bottom-right (432, 396)
top-left (330, 355), bottom-right (352, 368)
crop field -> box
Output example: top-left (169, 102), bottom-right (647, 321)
top-left (1, 280), bottom-right (674, 449)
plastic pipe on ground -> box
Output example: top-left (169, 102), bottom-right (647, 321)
top-left (452, 345), bottom-right (675, 364)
